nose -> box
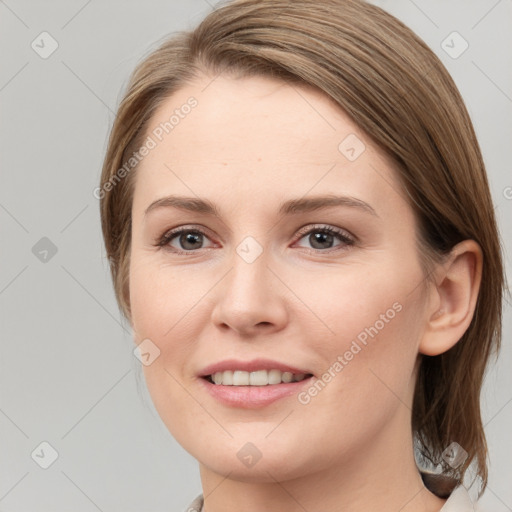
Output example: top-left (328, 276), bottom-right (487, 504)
top-left (210, 248), bottom-right (288, 337)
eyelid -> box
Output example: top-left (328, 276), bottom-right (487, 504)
top-left (293, 223), bottom-right (355, 243)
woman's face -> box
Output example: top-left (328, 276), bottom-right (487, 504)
top-left (129, 74), bottom-right (434, 481)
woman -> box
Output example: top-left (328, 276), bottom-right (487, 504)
top-left (98, 0), bottom-right (504, 510)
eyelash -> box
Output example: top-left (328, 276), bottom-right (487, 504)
top-left (155, 224), bottom-right (355, 255)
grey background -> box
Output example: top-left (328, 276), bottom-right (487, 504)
top-left (0, 1), bottom-right (510, 511)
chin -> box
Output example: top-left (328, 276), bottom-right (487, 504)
top-left (200, 454), bottom-right (310, 483)
top-left (188, 433), bottom-right (318, 482)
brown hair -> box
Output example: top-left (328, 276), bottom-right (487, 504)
top-left (99, 0), bottom-right (504, 497)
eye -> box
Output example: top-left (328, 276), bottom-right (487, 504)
top-left (293, 224), bottom-right (355, 252)
top-left (156, 226), bottom-right (214, 254)
top-left (156, 224), bottom-right (355, 254)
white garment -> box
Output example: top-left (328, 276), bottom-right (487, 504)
top-left (440, 485), bottom-right (481, 511)
top-left (183, 485), bottom-right (481, 511)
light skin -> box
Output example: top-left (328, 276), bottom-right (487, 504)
top-left (128, 73), bottom-right (482, 512)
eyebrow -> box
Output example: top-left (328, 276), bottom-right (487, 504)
top-left (144, 194), bottom-right (378, 218)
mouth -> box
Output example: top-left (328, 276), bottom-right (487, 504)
top-left (202, 369), bottom-right (314, 386)
top-left (199, 370), bottom-right (315, 408)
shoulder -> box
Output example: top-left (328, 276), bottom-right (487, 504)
top-left (441, 485), bottom-right (483, 511)
top-left (183, 487), bottom-right (484, 511)
top-left (420, 471), bottom-right (482, 511)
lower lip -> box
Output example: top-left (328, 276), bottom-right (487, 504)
top-left (199, 376), bottom-right (314, 408)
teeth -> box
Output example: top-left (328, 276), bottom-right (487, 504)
top-left (209, 369), bottom-right (310, 386)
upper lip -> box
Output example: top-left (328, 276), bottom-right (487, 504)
top-left (198, 358), bottom-right (313, 377)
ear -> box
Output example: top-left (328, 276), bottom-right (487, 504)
top-left (419, 240), bottom-right (483, 356)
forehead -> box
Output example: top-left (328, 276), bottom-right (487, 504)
top-left (132, 73), bottom-right (407, 219)
top-left (144, 73), bottom-right (358, 162)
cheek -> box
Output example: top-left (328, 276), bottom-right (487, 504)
top-left (128, 254), bottom-right (226, 405)
top-left (129, 255), bottom-right (203, 340)
top-left (129, 259), bottom-right (188, 374)
top-left (129, 259), bottom-right (205, 444)
top-left (300, 263), bottom-right (417, 351)
top-left (296, 263), bottom-right (424, 411)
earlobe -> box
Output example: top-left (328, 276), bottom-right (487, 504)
top-left (419, 240), bottom-right (483, 356)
